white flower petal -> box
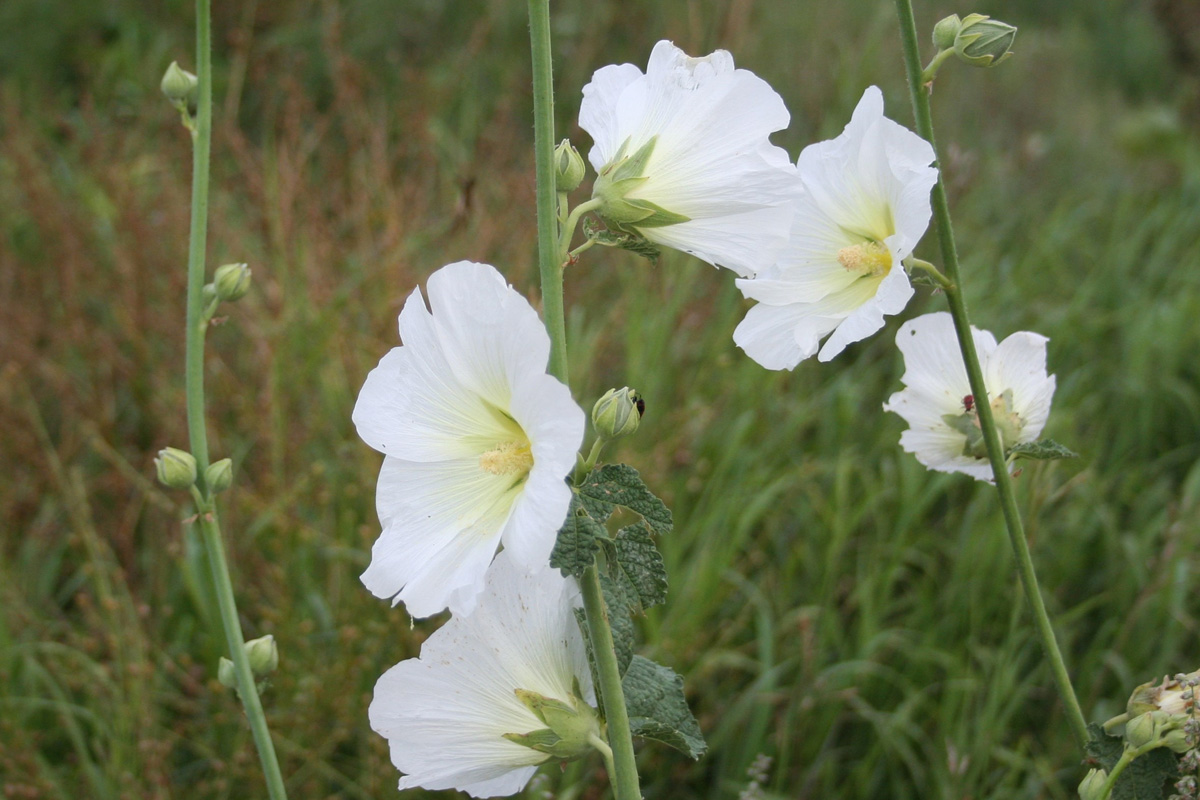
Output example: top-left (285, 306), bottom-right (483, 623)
top-left (817, 267), bottom-right (914, 362)
top-left (370, 552), bottom-right (594, 798)
top-left (733, 301), bottom-right (821, 371)
top-left (354, 262), bottom-right (585, 617)
top-left (580, 40), bottom-right (796, 276)
top-left (883, 312), bottom-right (1057, 483)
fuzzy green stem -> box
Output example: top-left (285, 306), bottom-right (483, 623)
top-left (184, 1), bottom-right (289, 796)
top-left (893, 0), bottom-right (1089, 751)
top-left (580, 566), bottom-right (642, 800)
top-left (526, 3), bottom-right (641, 797)
top-left (528, 0), bottom-right (568, 384)
top-left (921, 47), bottom-right (956, 85)
top-left (559, 198), bottom-right (604, 264)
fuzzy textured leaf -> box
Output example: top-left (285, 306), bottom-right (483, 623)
top-left (1085, 723), bottom-right (1179, 800)
top-left (613, 523), bottom-right (668, 609)
top-left (1009, 439), bottom-right (1079, 461)
top-left (576, 464), bottom-right (673, 534)
top-left (599, 574), bottom-right (635, 676)
top-left (550, 495), bottom-right (606, 577)
top-left (622, 655), bottom-right (706, 759)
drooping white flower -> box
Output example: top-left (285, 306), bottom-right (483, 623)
top-left (733, 86), bottom-right (938, 367)
top-left (578, 39), bottom-right (798, 277)
top-left (882, 312), bottom-right (1057, 482)
top-left (370, 550), bottom-right (598, 798)
top-left (352, 261), bottom-right (585, 618)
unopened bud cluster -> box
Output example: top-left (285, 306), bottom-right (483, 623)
top-left (554, 139), bottom-right (587, 193)
top-left (218, 634), bottom-right (280, 690)
top-left (932, 13), bottom-right (1017, 68)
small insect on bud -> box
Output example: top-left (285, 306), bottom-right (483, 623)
top-left (591, 387), bottom-right (644, 441)
top-left (245, 634), bottom-right (279, 677)
top-left (932, 14), bottom-right (962, 51)
top-left (160, 61), bottom-right (199, 106)
top-left (554, 139), bottom-right (587, 193)
top-left (213, 262), bottom-right (251, 302)
top-left (1077, 768), bottom-right (1109, 800)
top-left (953, 14), bottom-right (1017, 68)
top-left (155, 447), bottom-right (197, 490)
top-left (204, 458), bottom-right (233, 494)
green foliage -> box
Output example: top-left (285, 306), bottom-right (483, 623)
top-left (623, 655), bottom-right (707, 759)
top-left (583, 218), bottom-right (662, 266)
top-left (599, 573), bottom-right (636, 676)
top-left (576, 464), bottom-right (673, 534)
top-left (611, 523), bottom-right (668, 609)
top-left (1009, 438), bottom-right (1080, 461)
top-left (1086, 723), bottom-right (1180, 800)
top-left (550, 495), bottom-right (605, 577)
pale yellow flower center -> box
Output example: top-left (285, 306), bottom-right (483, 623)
top-left (836, 241), bottom-right (892, 276)
top-left (479, 441), bottom-right (534, 476)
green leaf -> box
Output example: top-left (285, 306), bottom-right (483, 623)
top-left (1085, 723), bottom-right (1179, 800)
top-left (1009, 438), bottom-right (1079, 461)
top-left (613, 523), bottom-right (668, 609)
top-left (573, 608), bottom-right (603, 710)
top-left (576, 464), bottom-right (673, 534)
top-left (622, 655), bottom-right (706, 759)
top-left (550, 495), bottom-right (606, 578)
top-left (599, 573), bottom-right (635, 676)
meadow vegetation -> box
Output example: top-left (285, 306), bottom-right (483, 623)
top-left (2, 0), bottom-right (1199, 797)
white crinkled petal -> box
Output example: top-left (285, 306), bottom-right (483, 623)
top-left (817, 266), bottom-right (914, 362)
top-left (732, 301), bottom-right (821, 371)
top-left (369, 552), bottom-right (594, 798)
top-left (579, 62), bottom-right (645, 171)
top-left (986, 331), bottom-right (1057, 443)
top-left (644, 203), bottom-right (795, 278)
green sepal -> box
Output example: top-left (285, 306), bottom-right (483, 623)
top-left (942, 412), bottom-right (987, 459)
top-left (1008, 439), bottom-right (1079, 461)
top-left (550, 495), bottom-right (607, 578)
top-left (502, 728), bottom-right (563, 754)
top-left (606, 137), bottom-right (656, 183)
top-left (576, 464), bottom-right (673, 534)
top-left (613, 523), bottom-right (668, 609)
top-left (622, 655), bottom-right (707, 759)
top-left (1085, 722), bottom-right (1179, 800)
top-left (582, 218), bottom-right (661, 266)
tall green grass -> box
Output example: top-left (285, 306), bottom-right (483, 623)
top-left (1, 0), bottom-right (1198, 797)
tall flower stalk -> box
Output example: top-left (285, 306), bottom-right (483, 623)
top-left (526, 1), bottom-right (643, 797)
top-left (891, 0), bottom-right (1089, 750)
top-left (180, 0), bottom-right (289, 795)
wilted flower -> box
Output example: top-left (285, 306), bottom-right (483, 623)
top-left (370, 551), bottom-right (598, 798)
top-left (882, 312), bottom-right (1056, 482)
top-left (352, 261), bottom-right (585, 618)
top-left (578, 40), bottom-right (797, 277)
top-left (733, 86), bottom-right (937, 367)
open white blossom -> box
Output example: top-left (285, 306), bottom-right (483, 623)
top-left (370, 550), bottom-right (597, 798)
top-left (578, 39), bottom-right (797, 277)
top-left (882, 312), bottom-right (1057, 482)
top-left (352, 261), bottom-right (585, 618)
top-left (733, 86), bottom-right (938, 367)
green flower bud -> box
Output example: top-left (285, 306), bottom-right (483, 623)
top-left (592, 387), bottom-right (644, 440)
top-left (1077, 768), bottom-right (1108, 800)
top-left (953, 14), bottom-right (1017, 68)
top-left (503, 687), bottom-right (601, 761)
top-left (932, 14), bottom-right (962, 51)
top-left (155, 447), bottom-right (197, 490)
top-left (213, 262), bottom-right (251, 302)
top-left (217, 656), bottom-right (237, 689)
top-left (160, 61), bottom-right (198, 106)
top-left (554, 139), bottom-right (587, 193)
top-left (204, 458), bottom-right (233, 494)
top-left (1164, 727), bottom-right (1192, 754)
top-left (1124, 711), bottom-right (1158, 749)
top-left (245, 634), bottom-right (279, 677)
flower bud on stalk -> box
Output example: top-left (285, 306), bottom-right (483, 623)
top-left (554, 139), bottom-right (586, 193)
top-left (160, 61), bottom-right (198, 106)
top-left (932, 15), bottom-right (962, 51)
top-left (953, 14), bottom-right (1017, 67)
top-left (1077, 768), bottom-right (1109, 800)
top-left (155, 447), bottom-right (197, 490)
top-left (592, 387), bottom-right (644, 440)
top-left (213, 262), bottom-right (252, 302)
top-left (217, 634), bottom-right (278, 690)
top-left (204, 458), bottom-right (233, 494)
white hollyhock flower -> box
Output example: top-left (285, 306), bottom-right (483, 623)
top-left (370, 550), bottom-right (598, 798)
top-left (352, 261), bottom-right (585, 618)
top-left (882, 312), bottom-right (1057, 482)
top-left (733, 86), bottom-right (938, 367)
top-left (578, 39), bottom-right (797, 278)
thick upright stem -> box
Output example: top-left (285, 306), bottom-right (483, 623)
top-left (892, 0), bottom-right (1089, 751)
top-left (526, 2), bottom-right (642, 796)
top-left (184, 1), bottom-right (290, 795)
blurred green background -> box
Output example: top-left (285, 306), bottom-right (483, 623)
top-left (2, 0), bottom-right (1200, 797)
